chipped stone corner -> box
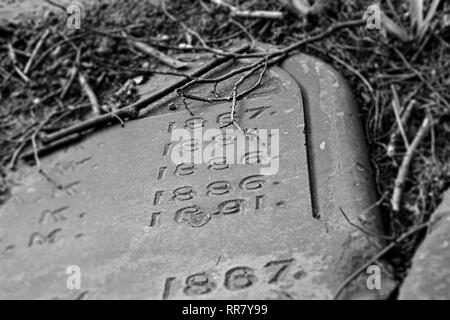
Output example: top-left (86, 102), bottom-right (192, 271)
top-left (399, 189), bottom-right (450, 300)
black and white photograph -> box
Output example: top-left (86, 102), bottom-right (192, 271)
top-left (0, 0), bottom-right (449, 306)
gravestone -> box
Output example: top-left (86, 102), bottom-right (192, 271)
top-left (399, 190), bottom-right (450, 300)
top-left (0, 52), bottom-right (393, 299)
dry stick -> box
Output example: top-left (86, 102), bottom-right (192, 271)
top-left (66, 43), bottom-right (100, 116)
top-left (339, 204), bottom-right (395, 241)
top-left (43, 0), bottom-right (67, 12)
top-left (160, 0), bottom-right (263, 59)
top-left (391, 85), bottom-right (410, 150)
top-left (7, 135), bottom-right (32, 170)
top-left (177, 59), bottom-right (263, 93)
top-left (210, 0), bottom-right (234, 10)
top-left (29, 111), bottom-right (58, 170)
top-left (131, 41), bottom-right (188, 69)
top-left (60, 66), bottom-right (78, 100)
top-left (230, 57), bottom-right (268, 132)
top-left (180, 53), bottom-right (283, 103)
top-left (7, 42), bottom-right (18, 64)
top-left (290, 19), bottom-right (367, 55)
top-left (11, 48), bottom-right (32, 58)
top-left (12, 64), bottom-right (30, 83)
top-left (22, 133), bottom-right (83, 161)
top-left (231, 9), bottom-right (283, 20)
top-left (93, 19), bottom-right (365, 60)
top-left (333, 222), bottom-right (429, 300)
top-left (43, 103), bottom-right (91, 131)
top-left (178, 50), bottom-right (284, 100)
top-left (28, 32), bottom-right (88, 74)
top-left (315, 47), bottom-right (374, 93)
top-left (162, 0), bottom-right (208, 48)
top-left (42, 19), bottom-right (364, 144)
top-left (229, 18), bottom-right (256, 47)
top-left (387, 99), bottom-right (416, 158)
top-left (200, 55), bottom-right (283, 107)
top-left (96, 62), bottom-right (195, 79)
top-left (180, 18), bottom-right (367, 98)
top-left (268, 19), bottom-right (366, 58)
top-left (41, 44), bottom-right (251, 144)
top-left (31, 132), bottom-right (41, 168)
top-left (125, 33), bottom-right (188, 70)
top-left (175, 18), bottom-right (365, 59)
top-left (211, 0), bottom-right (283, 19)
top-left (88, 28), bottom-right (246, 59)
top-left (391, 115), bottom-right (432, 212)
top-left (394, 47), bottom-right (450, 109)
top-left (7, 42), bottom-right (30, 83)
top-left (24, 29), bottom-right (51, 75)
top-left (0, 67), bottom-right (9, 79)
top-left (19, 111), bottom-right (85, 165)
top-left (209, 18), bottom-right (366, 59)
top-left (78, 71), bottom-right (101, 115)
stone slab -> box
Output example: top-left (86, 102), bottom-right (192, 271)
top-left (282, 55), bottom-right (380, 224)
top-left (0, 54), bottom-right (391, 299)
top-left (399, 190), bottom-right (450, 300)
top-left (282, 55), bottom-right (394, 299)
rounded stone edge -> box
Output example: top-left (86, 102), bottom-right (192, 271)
top-left (281, 54), bottom-right (396, 299)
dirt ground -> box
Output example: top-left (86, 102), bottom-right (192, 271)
top-left (1, 0), bottom-right (449, 297)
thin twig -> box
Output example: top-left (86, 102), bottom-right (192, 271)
top-left (43, 0), bottom-right (67, 12)
top-left (125, 32), bottom-right (188, 69)
top-left (231, 9), bottom-right (283, 20)
top-left (96, 62), bottom-right (195, 79)
top-left (180, 53), bottom-right (284, 104)
top-left (314, 46), bottom-right (373, 93)
top-left (181, 18), bottom-right (366, 98)
top-left (229, 18), bottom-right (256, 47)
top-left (339, 206), bottom-right (394, 241)
top-left (27, 110), bottom-right (58, 170)
top-left (7, 135), bottom-right (32, 170)
top-left (211, 0), bottom-right (284, 19)
top-left (41, 44), bottom-right (251, 144)
top-left (39, 18), bottom-right (364, 146)
top-left (230, 56), bottom-right (268, 132)
top-left (391, 85), bottom-right (410, 149)
top-left (7, 42), bottom-right (30, 83)
top-left (78, 71), bottom-right (101, 115)
top-left (387, 99), bottom-right (416, 158)
top-left (162, 0), bottom-right (208, 48)
top-left (24, 29), bottom-right (51, 75)
top-left (60, 66), bottom-right (78, 100)
top-left (391, 115), bottom-right (432, 212)
top-left (333, 223), bottom-right (429, 300)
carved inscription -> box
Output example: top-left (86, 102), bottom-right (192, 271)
top-left (161, 258), bottom-right (304, 299)
top-left (149, 106), bottom-right (281, 229)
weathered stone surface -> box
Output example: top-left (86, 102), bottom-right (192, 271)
top-left (0, 54), bottom-right (391, 299)
top-left (282, 55), bottom-right (395, 299)
top-left (399, 190), bottom-right (450, 300)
